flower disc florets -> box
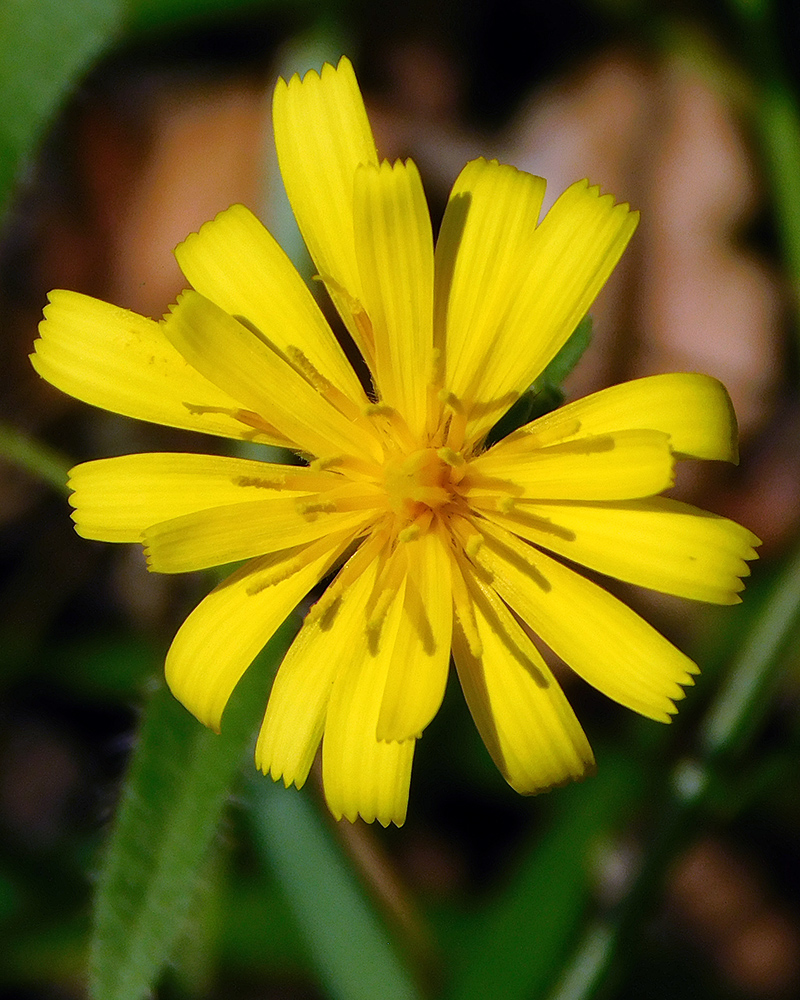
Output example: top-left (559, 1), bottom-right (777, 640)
top-left (383, 445), bottom-right (464, 523)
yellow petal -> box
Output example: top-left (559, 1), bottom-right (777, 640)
top-left (166, 532), bottom-right (351, 731)
top-left (273, 57), bottom-right (379, 360)
top-left (324, 650), bottom-right (416, 827)
top-left (143, 493), bottom-right (378, 573)
top-left (256, 548), bottom-right (382, 790)
top-left (435, 159), bottom-right (546, 401)
top-left (463, 180), bottom-right (638, 444)
top-left (480, 497), bottom-right (760, 604)
top-left (319, 553), bottom-right (415, 826)
top-left (31, 290), bottom-right (286, 445)
top-left (472, 520), bottom-right (699, 722)
top-left (452, 568), bottom-right (594, 793)
top-left (175, 204), bottom-right (367, 405)
top-left (523, 373), bottom-right (739, 463)
top-left (467, 429), bottom-right (674, 501)
top-left (68, 452), bottom-right (344, 542)
top-left (375, 524), bottom-right (453, 742)
top-left (259, 546), bottom-right (416, 828)
top-left (163, 290), bottom-right (381, 463)
top-left (353, 159), bottom-right (435, 436)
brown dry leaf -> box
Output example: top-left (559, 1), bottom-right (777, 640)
top-left (505, 52), bottom-right (783, 441)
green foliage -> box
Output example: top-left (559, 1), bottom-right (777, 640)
top-left (89, 627), bottom-right (292, 1000)
top-left (249, 778), bottom-right (423, 1000)
top-left (0, 0), bottom-right (124, 220)
top-left (445, 755), bottom-right (644, 1000)
top-left (0, 422), bottom-right (71, 496)
top-left (127, 0), bottom-right (329, 34)
top-left (3, 2), bottom-right (800, 999)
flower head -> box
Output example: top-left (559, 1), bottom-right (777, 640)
top-left (31, 57), bottom-right (759, 826)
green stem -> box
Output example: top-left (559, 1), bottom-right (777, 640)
top-left (0, 421), bottom-right (71, 495)
top-left (549, 545), bottom-right (800, 1000)
top-left (702, 546), bottom-right (800, 757)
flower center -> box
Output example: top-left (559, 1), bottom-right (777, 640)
top-left (383, 447), bottom-right (462, 523)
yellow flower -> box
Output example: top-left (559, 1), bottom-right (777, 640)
top-left (31, 57), bottom-right (759, 827)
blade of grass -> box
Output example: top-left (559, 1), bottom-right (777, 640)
top-left (0, 421), bottom-right (71, 495)
top-left (248, 777), bottom-right (423, 1000)
top-left (444, 754), bottom-right (644, 1000)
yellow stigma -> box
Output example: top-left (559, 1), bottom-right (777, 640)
top-left (383, 447), bottom-right (461, 523)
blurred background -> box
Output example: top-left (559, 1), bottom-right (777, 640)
top-left (2, 0), bottom-right (800, 998)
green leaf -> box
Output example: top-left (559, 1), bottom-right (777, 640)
top-left (248, 778), bottom-right (423, 1000)
top-left (484, 316), bottom-right (593, 446)
top-left (534, 314), bottom-right (594, 393)
top-left (0, 0), bottom-right (124, 221)
top-left (89, 621), bottom-right (294, 1000)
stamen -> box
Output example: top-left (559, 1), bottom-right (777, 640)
top-left (366, 583), bottom-right (394, 629)
top-left (366, 548), bottom-right (407, 634)
top-left (427, 349), bottom-right (445, 433)
top-left (245, 534), bottom-right (349, 595)
top-left (437, 447), bottom-right (466, 485)
top-left (245, 550), bottom-right (315, 592)
top-left (449, 555), bottom-right (483, 658)
top-left (311, 452), bottom-right (381, 479)
top-left (285, 345), bottom-right (334, 393)
top-left (438, 390), bottom-right (464, 414)
top-left (403, 450), bottom-right (435, 475)
top-left (285, 345), bottom-right (367, 424)
top-left (450, 515), bottom-right (488, 567)
top-left (235, 475), bottom-right (288, 489)
top-left (437, 447), bottom-right (464, 468)
top-left (364, 403), bottom-right (417, 452)
top-left (397, 524), bottom-right (419, 543)
top-left (410, 485), bottom-right (450, 506)
top-left (352, 310), bottom-right (377, 372)
top-left (246, 558), bottom-right (303, 591)
top-left (461, 491), bottom-right (519, 515)
top-left (364, 403), bottom-right (396, 418)
top-left (305, 526), bottom-right (389, 625)
top-left (465, 533), bottom-right (484, 559)
top-left (235, 410), bottom-right (293, 442)
top-left (461, 470), bottom-right (525, 497)
top-left (440, 394), bottom-right (467, 453)
top-left (296, 481), bottom-right (384, 517)
top-left (310, 456), bottom-right (340, 472)
top-left (297, 499), bottom-right (338, 517)
top-left (313, 272), bottom-right (376, 370)
top-left (182, 403), bottom-right (291, 443)
top-left (505, 417), bottom-right (583, 448)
